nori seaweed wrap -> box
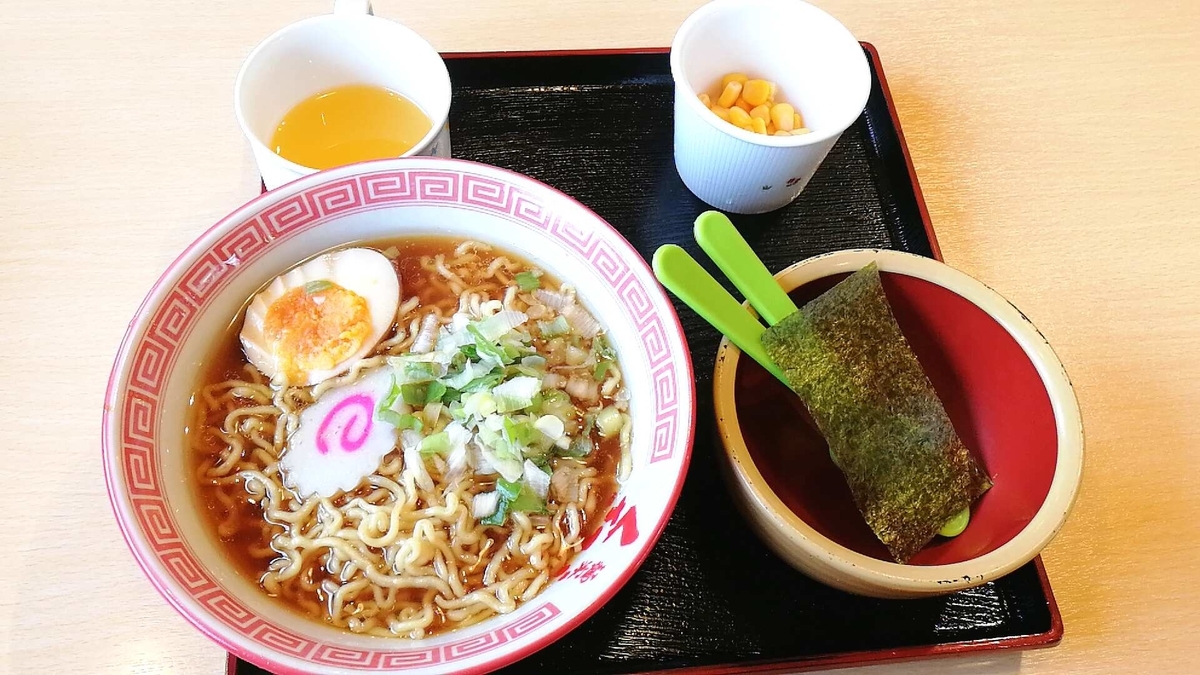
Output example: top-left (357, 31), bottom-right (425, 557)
top-left (761, 263), bottom-right (992, 563)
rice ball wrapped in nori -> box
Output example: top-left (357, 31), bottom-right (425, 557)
top-left (761, 262), bottom-right (991, 563)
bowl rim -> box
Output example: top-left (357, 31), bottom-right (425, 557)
top-left (713, 248), bottom-right (1083, 593)
top-left (102, 156), bottom-right (696, 673)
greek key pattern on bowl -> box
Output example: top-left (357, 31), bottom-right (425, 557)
top-left (113, 168), bottom-right (684, 669)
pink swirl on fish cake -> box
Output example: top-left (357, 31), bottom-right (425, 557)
top-left (316, 393), bottom-right (375, 455)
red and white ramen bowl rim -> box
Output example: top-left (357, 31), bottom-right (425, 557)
top-left (102, 157), bottom-right (696, 674)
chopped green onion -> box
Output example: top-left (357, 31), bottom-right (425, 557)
top-left (511, 488), bottom-right (545, 513)
top-left (496, 477), bottom-right (522, 502)
top-left (534, 415), bottom-right (565, 441)
top-left (467, 324), bottom-right (511, 364)
top-left (562, 435), bottom-right (594, 458)
top-left (423, 401), bottom-right (444, 427)
top-left (537, 316), bottom-right (570, 338)
top-left (377, 408), bottom-right (404, 427)
top-left (419, 431), bottom-right (451, 455)
top-left (528, 391), bottom-right (544, 413)
top-left (596, 406), bottom-right (622, 438)
top-left (477, 475), bottom-right (544, 526)
top-left (521, 355), bottom-right (547, 371)
top-left (501, 342), bottom-right (523, 361)
top-left (539, 390), bottom-right (575, 422)
top-left (477, 425), bottom-right (500, 448)
top-left (497, 477), bottom-right (546, 514)
top-left (475, 311), bottom-right (528, 341)
top-left (523, 459), bottom-right (551, 499)
top-left (521, 443), bottom-right (553, 464)
top-left (425, 381), bottom-right (447, 404)
top-left (511, 354), bottom-right (544, 378)
top-left (480, 498), bottom-right (509, 526)
top-left (493, 376), bottom-right (542, 413)
top-left (503, 416), bottom-right (539, 447)
top-left (479, 421), bottom-right (519, 462)
top-left (461, 370), bottom-right (504, 393)
top-left (592, 334), bottom-right (616, 361)
top-left (515, 270), bottom-right (542, 291)
top-left (510, 366), bottom-right (537, 379)
top-left (399, 383), bottom-right (424, 405)
top-left (397, 360), bottom-right (443, 384)
top-left (304, 279), bottom-right (333, 294)
top-left (378, 410), bottom-right (424, 431)
top-left (593, 360), bottom-right (611, 382)
top-left (462, 392), bottom-right (498, 418)
top-left (379, 374), bottom-right (402, 411)
top-left (444, 361), bottom-right (495, 390)
top-left (399, 381), bottom-right (445, 405)
top-left (490, 437), bottom-right (518, 462)
top-left (459, 344), bottom-right (479, 360)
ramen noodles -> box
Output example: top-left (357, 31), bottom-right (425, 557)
top-left (189, 237), bottom-right (630, 638)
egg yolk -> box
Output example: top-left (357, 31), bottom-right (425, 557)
top-left (262, 282), bottom-right (372, 383)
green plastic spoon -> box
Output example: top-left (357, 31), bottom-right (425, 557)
top-left (938, 506), bottom-right (971, 537)
top-left (651, 244), bottom-right (787, 383)
top-left (693, 210), bottom-right (798, 326)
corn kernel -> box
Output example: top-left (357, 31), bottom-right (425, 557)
top-left (771, 103), bottom-right (795, 131)
top-left (710, 72), bottom-right (806, 136)
top-left (722, 73), bottom-right (749, 87)
top-left (717, 81), bottom-right (742, 108)
top-left (728, 105), bottom-right (753, 129)
top-left (742, 79), bottom-right (772, 107)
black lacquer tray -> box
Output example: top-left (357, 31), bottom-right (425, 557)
top-left (234, 44), bottom-right (1061, 675)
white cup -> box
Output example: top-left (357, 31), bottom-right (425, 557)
top-left (670, 0), bottom-right (871, 214)
top-left (235, 0), bottom-right (452, 190)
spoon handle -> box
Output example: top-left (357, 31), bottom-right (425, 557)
top-left (652, 244), bottom-right (787, 383)
top-left (693, 211), bottom-right (798, 327)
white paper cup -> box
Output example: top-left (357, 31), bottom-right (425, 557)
top-left (670, 0), bottom-right (871, 214)
top-left (234, 0), bottom-right (451, 190)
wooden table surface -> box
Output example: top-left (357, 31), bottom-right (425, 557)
top-left (2, 0), bottom-right (1196, 672)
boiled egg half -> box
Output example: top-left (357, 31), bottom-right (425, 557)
top-left (240, 247), bottom-right (400, 386)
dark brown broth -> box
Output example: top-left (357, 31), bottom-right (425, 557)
top-left (189, 235), bottom-right (621, 631)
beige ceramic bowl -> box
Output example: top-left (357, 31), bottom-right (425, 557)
top-left (713, 249), bottom-right (1084, 598)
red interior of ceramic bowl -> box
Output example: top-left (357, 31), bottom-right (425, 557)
top-left (734, 270), bottom-right (1058, 565)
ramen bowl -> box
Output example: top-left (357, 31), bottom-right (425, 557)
top-left (103, 158), bottom-right (695, 674)
top-left (713, 249), bottom-right (1083, 598)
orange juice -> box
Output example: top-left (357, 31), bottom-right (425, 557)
top-left (270, 84), bottom-right (433, 170)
